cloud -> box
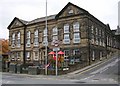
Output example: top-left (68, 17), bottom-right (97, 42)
top-left (0, 0), bottom-right (119, 39)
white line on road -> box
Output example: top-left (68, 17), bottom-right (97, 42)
top-left (90, 58), bottom-right (119, 74)
top-left (80, 75), bottom-right (95, 80)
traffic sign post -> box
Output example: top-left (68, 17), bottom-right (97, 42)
top-left (52, 39), bottom-right (60, 76)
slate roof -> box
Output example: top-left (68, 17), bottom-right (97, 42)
top-left (28, 14), bottom-right (56, 25)
top-left (8, 2), bottom-right (107, 29)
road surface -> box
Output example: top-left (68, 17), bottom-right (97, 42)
top-left (1, 54), bottom-right (120, 85)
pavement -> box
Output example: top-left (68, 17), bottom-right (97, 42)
top-left (2, 52), bottom-right (119, 80)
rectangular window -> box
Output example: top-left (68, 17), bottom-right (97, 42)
top-left (34, 52), bottom-right (39, 61)
top-left (17, 32), bottom-right (21, 47)
top-left (26, 52), bottom-right (30, 60)
top-left (52, 27), bottom-right (58, 35)
top-left (96, 37), bottom-right (98, 45)
top-left (107, 36), bottom-right (109, 46)
top-left (52, 36), bottom-right (58, 41)
top-left (64, 24), bottom-right (69, 33)
top-left (73, 22), bottom-right (80, 32)
top-left (64, 50), bottom-right (70, 57)
top-left (34, 30), bottom-right (39, 46)
top-left (73, 33), bottom-right (80, 43)
top-left (43, 28), bottom-right (47, 36)
top-left (95, 28), bottom-right (98, 36)
top-left (26, 31), bottom-right (31, 47)
top-left (99, 29), bottom-right (101, 37)
top-left (92, 50), bottom-right (95, 61)
top-left (91, 26), bottom-right (94, 33)
top-left (17, 39), bottom-right (20, 47)
top-left (26, 39), bottom-right (31, 47)
top-left (63, 34), bottom-right (70, 44)
top-left (16, 52), bottom-right (21, 60)
top-left (34, 38), bottom-right (39, 46)
top-left (100, 38), bottom-right (102, 46)
top-left (11, 53), bottom-right (15, 60)
top-left (90, 35), bottom-right (94, 44)
top-left (102, 31), bottom-right (104, 38)
top-left (73, 49), bottom-right (80, 55)
top-left (12, 33), bottom-right (15, 48)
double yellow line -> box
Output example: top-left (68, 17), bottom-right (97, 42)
top-left (76, 56), bottom-right (118, 75)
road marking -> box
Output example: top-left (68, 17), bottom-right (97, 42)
top-left (99, 67), bottom-right (108, 73)
top-left (80, 75), bottom-right (95, 80)
top-left (79, 57), bottom-right (119, 75)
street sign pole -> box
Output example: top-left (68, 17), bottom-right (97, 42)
top-left (52, 40), bottom-right (60, 76)
top-left (55, 51), bottom-right (58, 76)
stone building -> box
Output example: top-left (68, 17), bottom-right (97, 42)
top-left (8, 2), bottom-right (120, 69)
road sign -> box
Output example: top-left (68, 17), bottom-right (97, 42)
top-left (53, 47), bottom-right (60, 51)
top-left (42, 41), bottom-right (48, 46)
top-left (52, 40), bottom-right (59, 47)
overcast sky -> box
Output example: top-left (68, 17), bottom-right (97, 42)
top-left (0, 0), bottom-right (119, 39)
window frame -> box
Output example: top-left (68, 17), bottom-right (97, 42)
top-left (73, 33), bottom-right (80, 43)
top-left (17, 32), bottom-right (21, 47)
top-left (73, 22), bottom-right (80, 32)
top-left (11, 33), bottom-right (16, 48)
top-left (34, 29), bottom-right (39, 46)
top-left (63, 34), bottom-right (70, 44)
top-left (26, 31), bottom-right (31, 47)
top-left (64, 24), bottom-right (69, 33)
top-left (52, 27), bottom-right (58, 35)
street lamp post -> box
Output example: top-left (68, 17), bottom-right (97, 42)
top-left (45, 0), bottom-right (48, 75)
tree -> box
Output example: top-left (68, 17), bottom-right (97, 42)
top-left (1, 39), bottom-right (9, 54)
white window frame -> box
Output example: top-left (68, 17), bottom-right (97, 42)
top-left (73, 22), bottom-right (80, 32)
top-left (91, 26), bottom-right (94, 33)
top-left (17, 32), bottom-right (21, 47)
top-left (52, 36), bottom-right (58, 41)
top-left (63, 34), bottom-right (70, 44)
top-left (11, 53), bottom-right (15, 61)
top-left (26, 31), bottom-right (31, 47)
top-left (73, 49), bottom-right (79, 55)
top-left (64, 24), bottom-right (69, 33)
top-left (34, 51), bottom-right (39, 61)
top-left (96, 37), bottom-right (98, 45)
top-left (34, 30), bottom-right (39, 46)
top-left (73, 33), bottom-right (80, 43)
top-left (12, 33), bottom-right (15, 48)
top-left (92, 50), bottom-right (95, 61)
top-left (16, 52), bottom-right (21, 60)
top-left (52, 27), bottom-right (58, 35)
top-left (26, 52), bottom-right (30, 60)
top-left (43, 28), bottom-right (47, 36)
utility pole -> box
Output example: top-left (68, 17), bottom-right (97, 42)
top-left (45, 0), bottom-right (48, 75)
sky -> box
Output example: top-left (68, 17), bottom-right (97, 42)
top-left (0, 0), bottom-right (119, 39)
